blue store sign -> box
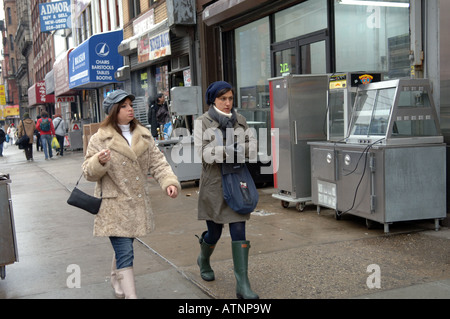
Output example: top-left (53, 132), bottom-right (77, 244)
top-left (39, 0), bottom-right (71, 32)
top-left (69, 30), bottom-right (124, 89)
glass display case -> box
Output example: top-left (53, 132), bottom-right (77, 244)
top-left (327, 72), bottom-right (383, 142)
top-left (346, 78), bottom-right (443, 145)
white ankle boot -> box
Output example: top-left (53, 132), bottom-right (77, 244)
top-left (116, 267), bottom-right (138, 299)
top-left (111, 255), bottom-right (125, 298)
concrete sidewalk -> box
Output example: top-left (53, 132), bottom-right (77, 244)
top-left (0, 145), bottom-right (208, 299)
top-left (0, 144), bottom-right (449, 299)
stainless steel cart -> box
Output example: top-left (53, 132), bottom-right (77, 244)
top-left (269, 74), bottom-right (328, 211)
top-left (0, 173), bottom-right (18, 279)
top-left (156, 86), bottom-right (203, 184)
top-left (310, 79), bottom-right (446, 233)
top-left (157, 136), bottom-right (202, 183)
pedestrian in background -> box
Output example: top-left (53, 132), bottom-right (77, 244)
top-left (18, 113), bottom-right (35, 161)
top-left (0, 126), bottom-right (5, 157)
top-left (7, 123), bottom-right (16, 145)
top-left (82, 89), bottom-right (180, 299)
top-left (148, 93), bottom-right (169, 138)
top-left (194, 81), bottom-right (259, 299)
top-left (35, 115), bottom-right (42, 152)
top-left (36, 111), bottom-right (55, 160)
top-left (52, 114), bottom-right (66, 156)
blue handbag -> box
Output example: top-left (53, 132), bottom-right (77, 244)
top-left (214, 129), bottom-right (259, 214)
top-left (221, 163), bottom-right (259, 214)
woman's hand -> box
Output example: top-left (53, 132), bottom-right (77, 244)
top-left (98, 149), bottom-right (111, 166)
top-left (166, 185), bottom-right (178, 198)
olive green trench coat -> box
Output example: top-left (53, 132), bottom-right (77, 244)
top-left (194, 111), bottom-right (257, 224)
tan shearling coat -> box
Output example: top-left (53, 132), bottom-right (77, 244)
top-left (82, 124), bottom-right (180, 237)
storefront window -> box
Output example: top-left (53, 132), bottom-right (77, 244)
top-left (235, 17), bottom-right (271, 153)
top-left (155, 64), bottom-right (169, 97)
top-left (274, 0), bottom-right (327, 42)
top-left (274, 48), bottom-right (296, 77)
top-left (131, 69), bottom-right (150, 98)
top-left (334, 0), bottom-right (410, 78)
top-left (301, 41), bottom-right (327, 74)
top-left (235, 17), bottom-right (270, 108)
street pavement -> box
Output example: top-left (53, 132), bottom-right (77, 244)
top-left (0, 142), bottom-right (449, 300)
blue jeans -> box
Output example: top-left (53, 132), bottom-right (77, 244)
top-left (109, 237), bottom-right (134, 269)
top-left (40, 134), bottom-right (53, 159)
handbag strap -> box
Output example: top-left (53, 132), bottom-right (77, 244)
top-left (75, 173), bottom-right (83, 187)
top-left (75, 172), bottom-right (102, 196)
top-left (54, 118), bottom-right (61, 131)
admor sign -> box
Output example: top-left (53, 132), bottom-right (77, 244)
top-left (39, 0), bottom-right (71, 32)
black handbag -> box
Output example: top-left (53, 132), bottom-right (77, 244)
top-left (67, 174), bottom-right (102, 215)
top-left (15, 120), bottom-right (30, 149)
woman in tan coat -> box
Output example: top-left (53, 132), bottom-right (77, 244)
top-left (194, 81), bottom-right (259, 299)
top-left (82, 90), bottom-right (180, 299)
top-left (18, 113), bottom-right (35, 161)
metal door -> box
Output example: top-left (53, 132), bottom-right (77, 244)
top-left (270, 77), bottom-right (293, 193)
top-left (336, 147), bottom-right (375, 219)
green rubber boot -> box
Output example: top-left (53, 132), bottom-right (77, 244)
top-left (196, 231), bottom-right (216, 281)
top-left (231, 241), bottom-right (259, 299)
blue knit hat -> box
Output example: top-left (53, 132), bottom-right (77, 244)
top-left (205, 81), bottom-right (232, 106)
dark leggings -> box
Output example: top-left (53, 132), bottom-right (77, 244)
top-left (203, 220), bottom-right (246, 245)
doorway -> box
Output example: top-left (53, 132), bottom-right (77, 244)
top-left (272, 29), bottom-right (331, 77)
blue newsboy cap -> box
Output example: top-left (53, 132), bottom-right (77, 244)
top-left (205, 81), bottom-right (232, 106)
top-left (103, 90), bottom-right (135, 115)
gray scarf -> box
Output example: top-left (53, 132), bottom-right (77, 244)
top-left (208, 106), bottom-right (237, 136)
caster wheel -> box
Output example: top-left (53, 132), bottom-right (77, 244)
top-left (335, 210), bottom-right (341, 220)
top-left (296, 202), bottom-right (306, 212)
top-left (281, 201), bottom-right (289, 208)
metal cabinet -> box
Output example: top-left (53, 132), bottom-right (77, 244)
top-left (310, 79), bottom-right (446, 232)
top-left (310, 142), bottom-right (446, 233)
top-left (269, 74), bottom-right (328, 210)
top-left (0, 175), bottom-right (18, 279)
top-left (157, 136), bottom-right (201, 183)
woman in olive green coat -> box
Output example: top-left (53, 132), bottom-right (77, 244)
top-left (194, 81), bottom-right (259, 299)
